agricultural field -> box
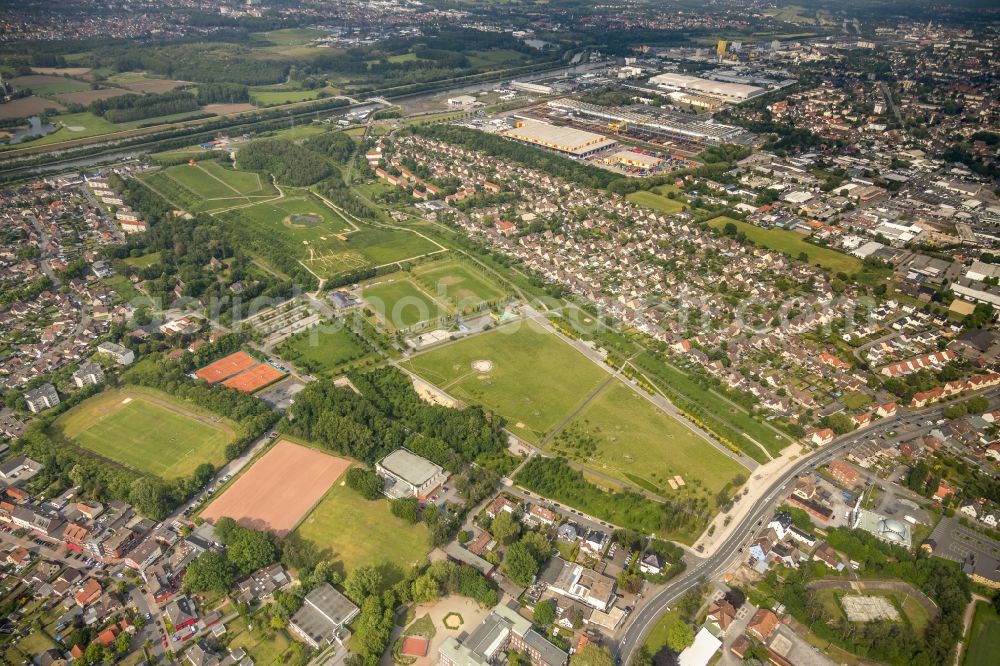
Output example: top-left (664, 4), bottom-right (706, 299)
top-left (294, 476), bottom-right (432, 580)
top-left (626, 190), bottom-right (686, 215)
top-left (404, 320), bottom-right (609, 443)
top-left (55, 387), bottom-right (235, 480)
top-left (250, 88), bottom-right (323, 105)
top-left (413, 259), bottom-right (509, 310)
top-left (707, 216), bottom-right (862, 275)
top-left (0, 95), bottom-right (65, 120)
top-left (142, 160), bottom-right (278, 212)
top-left (56, 87), bottom-right (132, 105)
top-left (9, 74), bottom-right (90, 95)
top-left (274, 324), bottom-right (373, 375)
top-left (364, 276), bottom-right (448, 329)
top-left (550, 381), bottom-right (746, 500)
top-left (964, 601), bottom-right (1000, 666)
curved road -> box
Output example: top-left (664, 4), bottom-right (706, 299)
top-left (613, 391), bottom-right (998, 664)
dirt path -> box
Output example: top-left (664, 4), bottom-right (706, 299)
top-left (955, 594), bottom-right (989, 666)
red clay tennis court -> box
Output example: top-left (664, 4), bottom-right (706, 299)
top-left (201, 440), bottom-right (350, 536)
top-left (401, 636), bottom-right (429, 658)
top-left (221, 363), bottom-right (286, 393)
top-left (195, 351), bottom-right (258, 383)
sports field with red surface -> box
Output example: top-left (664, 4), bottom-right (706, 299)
top-left (221, 363), bottom-right (286, 393)
top-left (201, 440), bottom-right (350, 536)
top-left (195, 351), bottom-right (258, 383)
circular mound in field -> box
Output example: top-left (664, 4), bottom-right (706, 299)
top-left (471, 359), bottom-right (494, 373)
top-left (283, 213), bottom-right (323, 228)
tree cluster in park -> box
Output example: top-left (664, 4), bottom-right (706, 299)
top-left (103, 44), bottom-right (290, 85)
top-left (515, 457), bottom-right (710, 536)
top-left (237, 139), bottom-right (332, 186)
top-left (284, 367), bottom-right (508, 469)
top-left (89, 89), bottom-right (200, 123)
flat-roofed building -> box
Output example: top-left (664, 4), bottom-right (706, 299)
top-left (288, 583), bottom-right (359, 649)
top-left (546, 559), bottom-right (616, 611)
top-left (648, 72), bottom-right (764, 101)
top-left (376, 448), bottom-right (449, 500)
top-left (502, 119), bottom-right (617, 157)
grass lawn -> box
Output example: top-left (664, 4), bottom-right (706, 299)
top-left (707, 216), bottom-right (862, 275)
top-left (223, 194), bottom-right (441, 279)
top-left (227, 618), bottom-right (295, 664)
top-left (414, 259), bottom-right (509, 310)
top-left (102, 274), bottom-right (153, 307)
top-left (124, 251), bottom-right (161, 268)
top-left (551, 381), bottom-right (745, 502)
top-left (404, 320), bottom-right (609, 443)
top-left (364, 276), bottom-right (448, 329)
top-left (15, 112), bottom-right (119, 147)
top-left (841, 391), bottom-right (872, 410)
top-left (964, 601), bottom-right (1000, 666)
top-left (274, 324), bottom-right (373, 375)
top-left (294, 478), bottom-right (432, 580)
top-left (255, 27), bottom-right (328, 46)
top-left (644, 608), bottom-right (682, 653)
top-left (627, 190), bottom-right (686, 215)
top-left (55, 387), bottom-right (235, 480)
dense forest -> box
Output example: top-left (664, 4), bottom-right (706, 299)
top-left (88, 89), bottom-right (200, 123)
top-left (196, 82), bottom-right (251, 105)
top-left (237, 139), bottom-right (332, 186)
top-left (282, 366), bottom-right (509, 471)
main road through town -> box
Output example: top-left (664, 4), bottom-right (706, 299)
top-left (613, 390), bottom-right (999, 664)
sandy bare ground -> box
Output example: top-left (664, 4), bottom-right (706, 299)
top-left (201, 440), bottom-right (350, 536)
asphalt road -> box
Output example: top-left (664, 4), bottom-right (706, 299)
top-left (613, 392), bottom-right (998, 664)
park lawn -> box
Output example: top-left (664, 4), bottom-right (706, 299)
top-left (631, 351), bottom-right (787, 460)
top-left (414, 259), bottom-right (509, 310)
top-left (152, 160), bottom-right (278, 211)
top-left (55, 387), bottom-right (236, 480)
top-left (294, 479), bottom-right (432, 580)
top-left (404, 320), bottom-right (609, 443)
top-left (627, 190), bottom-right (685, 215)
top-left (275, 325), bottom-right (373, 375)
top-left (17, 112), bottom-right (119, 148)
top-left (964, 601), bottom-right (1000, 666)
top-left (707, 216), bottom-right (862, 275)
top-left (552, 381), bottom-right (746, 502)
top-left (364, 277), bottom-right (448, 329)
top-left (223, 194), bottom-right (442, 279)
